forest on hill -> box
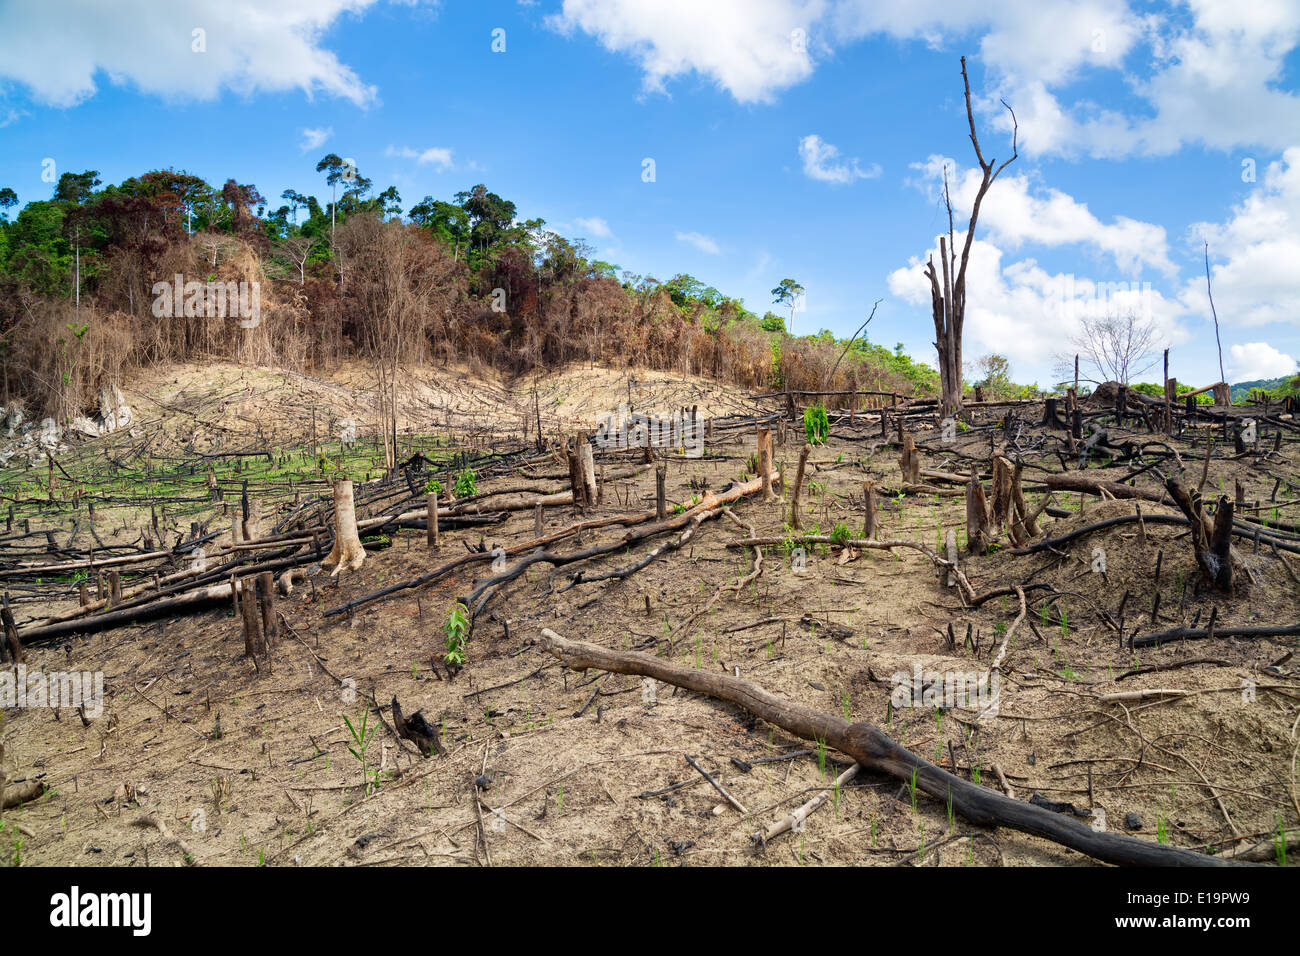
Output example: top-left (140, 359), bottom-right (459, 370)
top-left (0, 160), bottom-right (941, 423)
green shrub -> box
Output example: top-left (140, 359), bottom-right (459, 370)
top-left (453, 468), bottom-right (477, 497)
top-left (804, 403), bottom-right (829, 445)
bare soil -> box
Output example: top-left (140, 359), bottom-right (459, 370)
top-left (2, 368), bottom-right (1297, 868)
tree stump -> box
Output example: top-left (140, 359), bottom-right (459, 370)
top-left (255, 571), bottom-right (278, 646)
top-left (427, 491), bottom-right (440, 548)
top-left (862, 479), bottom-right (877, 540)
top-left (965, 464), bottom-right (991, 555)
top-left (789, 444), bottom-right (812, 530)
top-left (756, 426), bottom-right (775, 503)
top-left (322, 479), bottom-right (366, 576)
top-left (898, 433), bottom-right (920, 484)
top-left (240, 578), bottom-right (267, 662)
top-left (1, 593), bottom-right (23, 664)
top-left (1166, 478), bottom-right (1236, 592)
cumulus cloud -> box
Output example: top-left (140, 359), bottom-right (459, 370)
top-left (909, 155), bottom-right (1176, 277)
top-left (549, 0), bottom-right (1300, 158)
top-left (1176, 148), bottom-right (1300, 329)
top-left (1228, 342), bottom-right (1298, 381)
top-left (888, 234), bottom-right (1187, 383)
top-left (548, 0), bottom-right (820, 104)
top-left (0, 0), bottom-right (380, 107)
top-left (799, 134), bottom-right (880, 184)
top-left (299, 126), bottom-right (333, 151)
top-left (676, 230), bottom-right (721, 255)
top-left (385, 145), bottom-right (455, 170)
top-left (575, 216), bottom-right (613, 238)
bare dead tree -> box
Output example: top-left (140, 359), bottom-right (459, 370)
top-left (270, 235), bottom-right (318, 285)
top-left (1204, 241), bottom-right (1226, 383)
top-left (924, 56), bottom-right (1018, 418)
top-left (1058, 310), bottom-right (1163, 386)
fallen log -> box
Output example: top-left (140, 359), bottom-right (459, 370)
top-left (1, 778), bottom-right (44, 810)
top-left (0, 546), bottom-right (175, 579)
top-left (539, 629), bottom-right (1236, 866)
top-left (459, 473), bottom-right (779, 617)
top-left (322, 509), bottom-right (663, 618)
top-left (1037, 473), bottom-right (1168, 504)
top-left (1131, 622), bottom-right (1300, 649)
top-left (1010, 512), bottom-right (1300, 557)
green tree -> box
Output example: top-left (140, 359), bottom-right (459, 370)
top-left (376, 185), bottom-right (402, 218)
top-left (973, 353), bottom-right (1013, 398)
top-left (409, 196), bottom-right (471, 260)
top-left (315, 153), bottom-right (351, 245)
top-left (772, 278), bottom-right (804, 336)
top-left (53, 170), bottom-right (101, 206)
top-left (3, 201), bottom-right (71, 296)
top-left (454, 184), bottom-right (518, 259)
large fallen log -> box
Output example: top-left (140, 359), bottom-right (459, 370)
top-left (1131, 621), bottom-right (1300, 649)
top-left (1036, 473), bottom-right (1168, 503)
top-left (538, 629), bottom-right (1238, 867)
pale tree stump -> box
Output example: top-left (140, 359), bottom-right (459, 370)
top-left (322, 478), bottom-right (366, 576)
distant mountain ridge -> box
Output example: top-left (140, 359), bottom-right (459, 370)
top-left (1230, 375), bottom-right (1295, 402)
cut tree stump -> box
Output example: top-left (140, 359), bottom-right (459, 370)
top-left (322, 478), bottom-right (366, 576)
top-left (1166, 478), bottom-right (1236, 593)
top-left (789, 444), bottom-right (812, 530)
top-left (757, 426), bottom-right (775, 502)
top-left (1, 592), bottom-right (23, 663)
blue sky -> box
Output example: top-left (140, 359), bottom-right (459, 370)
top-left (2, 0), bottom-right (1299, 388)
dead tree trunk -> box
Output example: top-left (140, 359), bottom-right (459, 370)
top-left (899, 433), bottom-right (921, 484)
top-left (578, 437), bottom-right (598, 509)
top-left (965, 463), bottom-right (991, 555)
top-left (789, 444), bottom-right (812, 530)
top-left (923, 56), bottom-right (1018, 419)
top-left (240, 578), bottom-right (267, 662)
top-left (322, 478), bottom-right (366, 576)
top-left (862, 479), bottom-right (877, 539)
top-left (1166, 478), bottom-right (1236, 593)
top-left (1, 593), bottom-right (23, 663)
top-left (757, 426), bottom-right (775, 503)
top-left (255, 571), bottom-right (278, 646)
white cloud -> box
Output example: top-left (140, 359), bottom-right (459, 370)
top-left (676, 230), bottom-right (721, 255)
top-left (909, 155), bottom-right (1176, 277)
top-left (549, 0), bottom-right (821, 104)
top-left (1228, 342), bottom-right (1298, 381)
top-left (299, 126), bottom-right (333, 151)
top-left (575, 216), bottom-right (613, 238)
top-left (798, 134), bottom-right (880, 184)
top-left (838, 0), bottom-right (1300, 157)
top-left (385, 145), bottom-right (455, 170)
top-left (888, 234), bottom-right (1187, 383)
top-left (1178, 148), bottom-right (1300, 328)
top-left (0, 0), bottom-right (381, 107)
top-left (550, 1), bottom-right (1300, 158)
